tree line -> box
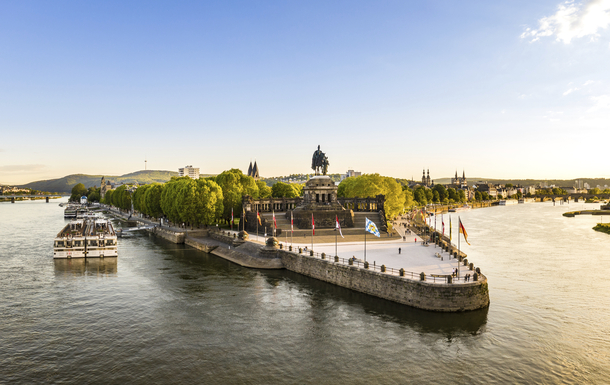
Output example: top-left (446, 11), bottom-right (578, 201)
top-left (99, 169), bottom-right (309, 227)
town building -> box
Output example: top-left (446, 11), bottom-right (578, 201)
top-left (100, 176), bottom-right (113, 200)
top-left (451, 170), bottom-right (467, 187)
top-left (247, 161), bottom-right (260, 180)
top-left (179, 165), bottom-right (200, 179)
top-left (421, 169), bottom-right (432, 187)
top-left (340, 169), bottom-right (362, 181)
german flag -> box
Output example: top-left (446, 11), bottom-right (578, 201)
top-left (459, 217), bottom-right (470, 245)
top-left (257, 211), bottom-right (261, 225)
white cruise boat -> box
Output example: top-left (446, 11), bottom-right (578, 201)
top-left (53, 219), bottom-right (117, 259)
top-left (53, 220), bottom-right (87, 258)
top-left (85, 219), bottom-right (118, 258)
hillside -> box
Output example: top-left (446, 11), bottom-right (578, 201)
top-left (20, 170), bottom-right (179, 193)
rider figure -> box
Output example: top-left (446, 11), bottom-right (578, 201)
top-left (312, 145), bottom-right (323, 175)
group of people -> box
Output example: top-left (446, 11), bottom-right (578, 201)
top-left (451, 269), bottom-right (474, 281)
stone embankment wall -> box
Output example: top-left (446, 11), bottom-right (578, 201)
top-left (142, 225), bottom-right (489, 312)
top-left (279, 251), bottom-right (489, 312)
top-left (149, 226), bottom-right (186, 244)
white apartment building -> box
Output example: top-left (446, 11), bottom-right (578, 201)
top-left (179, 165), bottom-right (200, 179)
top-left (340, 169), bottom-right (362, 181)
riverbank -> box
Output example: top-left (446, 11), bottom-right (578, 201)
top-left (102, 207), bottom-right (489, 312)
top-left (563, 209), bottom-right (610, 217)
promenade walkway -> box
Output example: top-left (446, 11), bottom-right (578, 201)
top-left (103, 207), bottom-right (474, 282)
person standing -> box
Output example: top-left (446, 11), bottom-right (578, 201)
top-left (399, 247), bottom-right (401, 254)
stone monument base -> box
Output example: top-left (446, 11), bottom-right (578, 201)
top-left (291, 209), bottom-right (353, 229)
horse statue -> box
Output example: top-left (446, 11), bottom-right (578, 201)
top-left (311, 145), bottom-right (330, 176)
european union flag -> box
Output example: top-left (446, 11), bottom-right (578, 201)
top-left (365, 217), bottom-right (380, 237)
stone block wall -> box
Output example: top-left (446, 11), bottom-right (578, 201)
top-left (279, 250), bottom-right (489, 312)
top-left (149, 227), bottom-right (186, 244)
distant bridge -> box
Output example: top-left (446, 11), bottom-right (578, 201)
top-left (1, 195), bottom-right (68, 203)
top-left (536, 193), bottom-right (610, 203)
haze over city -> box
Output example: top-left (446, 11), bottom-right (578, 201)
top-left (1, 0), bottom-right (610, 185)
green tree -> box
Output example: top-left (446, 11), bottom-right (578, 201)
top-left (458, 189), bottom-right (466, 202)
top-left (413, 186), bottom-right (428, 206)
top-left (432, 190), bottom-right (440, 203)
top-left (70, 183), bottom-right (88, 202)
top-left (256, 180), bottom-right (272, 198)
top-left (160, 178), bottom-right (188, 222)
top-left (144, 183), bottom-right (165, 218)
top-left (195, 178), bottom-right (224, 225)
top-left (112, 185), bottom-right (132, 211)
top-left (86, 186), bottom-right (101, 202)
top-left (425, 188), bottom-right (433, 202)
top-left (215, 169), bottom-right (258, 222)
top-left (402, 186), bottom-right (414, 208)
top-left (271, 181), bottom-right (300, 198)
top-left (474, 191), bottom-right (482, 201)
top-left (132, 184), bottom-right (151, 214)
top-left (104, 189), bottom-right (114, 205)
top-left (589, 187), bottom-right (601, 195)
top-left (433, 184), bottom-right (447, 202)
top-left (337, 174), bottom-right (406, 220)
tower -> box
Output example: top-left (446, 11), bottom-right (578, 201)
top-left (247, 161), bottom-right (259, 180)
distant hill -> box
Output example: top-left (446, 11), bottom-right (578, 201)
top-left (20, 170), bottom-right (179, 193)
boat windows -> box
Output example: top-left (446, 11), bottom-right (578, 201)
top-left (55, 241), bottom-right (64, 247)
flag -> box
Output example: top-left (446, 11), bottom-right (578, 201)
top-left (336, 215), bottom-right (344, 238)
top-left (442, 214), bottom-right (445, 236)
top-left (459, 217), bottom-right (470, 245)
top-left (365, 217), bottom-right (380, 237)
top-left (257, 211), bottom-right (261, 225)
top-left (273, 210), bottom-right (277, 229)
top-left (291, 211), bottom-right (293, 233)
top-left (312, 213), bottom-right (315, 235)
top-left (450, 216), bottom-right (452, 242)
top-left (231, 207), bottom-right (234, 226)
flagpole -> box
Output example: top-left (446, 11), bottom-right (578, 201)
top-left (434, 207), bottom-right (437, 249)
top-left (458, 216), bottom-right (461, 280)
top-left (311, 214), bottom-right (314, 252)
top-left (364, 226), bottom-right (367, 262)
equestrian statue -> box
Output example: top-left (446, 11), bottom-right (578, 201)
top-left (311, 145), bottom-right (329, 176)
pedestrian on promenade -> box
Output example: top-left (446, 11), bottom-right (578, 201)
top-left (399, 247), bottom-right (401, 254)
top-left (415, 238), bottom-right (417, 243)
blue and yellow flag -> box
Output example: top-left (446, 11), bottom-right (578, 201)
top-left (365, 217), bottom-right (380, 237)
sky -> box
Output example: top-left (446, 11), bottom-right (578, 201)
top-left (1, 0), bottom-right (610, 185)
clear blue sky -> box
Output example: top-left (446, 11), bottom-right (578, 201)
top-left (1, 0), bottom-right (609, 185)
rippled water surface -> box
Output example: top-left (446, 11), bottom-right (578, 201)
top-left (2, 198), bottom-right (610, 384)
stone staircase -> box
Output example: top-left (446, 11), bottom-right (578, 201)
top-left (259, 211), bottom-right (387, 237)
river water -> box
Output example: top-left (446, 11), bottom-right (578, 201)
top-left (1, 198), bottom-right (610, 384)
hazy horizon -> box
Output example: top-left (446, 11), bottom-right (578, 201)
top-left (2, 1), bottom-right (610, 185)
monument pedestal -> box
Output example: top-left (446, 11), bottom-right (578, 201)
top-left (291, 175), bottom-right (354, 229)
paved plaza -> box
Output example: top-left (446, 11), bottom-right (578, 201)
top-left (242, 217), bottom-right (469, 279)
